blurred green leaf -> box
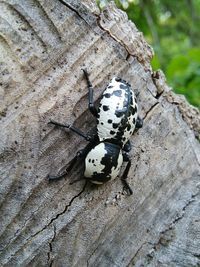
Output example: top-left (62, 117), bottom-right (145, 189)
top-left (151, 54), bottom-right (161, 70)
top-left (166, 55), bottom-right (190, 81)
top-left (188, 48), bottom-right (200, 63)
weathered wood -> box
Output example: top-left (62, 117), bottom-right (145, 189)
top-left (0, 1), bottom-right (199, 266)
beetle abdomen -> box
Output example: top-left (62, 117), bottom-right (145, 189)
top-left (97, 77), bottom-right (138, 146)
top-left (84, 142), bottom-right (123, 184)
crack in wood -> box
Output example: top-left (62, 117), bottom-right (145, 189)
top-left (153, 191), bottom-right (199, 249)
top-left (47, 225), bottom-right (56, 267)
top-left (0, 204), bottom-right (42, 253)
top-left (3, 182), bottom-right (87, 264)
top-left (96, 15), bottom-right (130, 60)
top-left (31, 182), bottom-right (87, 240)
top-left (95, 3), bottom-right (153, 67)
top-left (128, 190), bottom-right (199, 265)
top-left (127, 241), bottom-right (154, 266)
top-left (143, 102), bottom-right (159, 120)
top-left (86, 245), bottom-right (99, 267)
top-left (170, 191), bottom-right (199, 226)
top-left (58, 0), bottom-right (92, 29)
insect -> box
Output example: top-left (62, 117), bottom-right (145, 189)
top-left (48, 69), bottom-right (143, 195)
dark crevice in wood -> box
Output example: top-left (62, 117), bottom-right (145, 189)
top-left (151, 71), bottom-right (165, 99)
top-left (143, 101), bottom-right (159, 120)
top-left (31, 182), bottom-right (87, 240)
top-left (1, 182), bottom-right (87, 265)
top-left (128, 189), bottom-right (200, 265)
top-left (96, 15), bottom-right (130, 61)
top-left (0, 203), bottom-right (42, 253)
top-left (128, 241), bottom-right (154, 265)
top-left (58, 0), bottom-right (91, 28)
top-left (155, 91), bottom-right (163, 99)
top-left (126, 53), bottom-right (131, 61)
top-left (47, 225), bottom-right (56, 267)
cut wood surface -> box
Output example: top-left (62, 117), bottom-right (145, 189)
top-left (0, 1), bottom-right (200, 266)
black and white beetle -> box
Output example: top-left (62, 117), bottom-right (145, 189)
top-left (48, 69), bottom-right (143, 195)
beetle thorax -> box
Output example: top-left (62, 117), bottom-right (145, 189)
top-left (97, 77), bottom-right (138, 147)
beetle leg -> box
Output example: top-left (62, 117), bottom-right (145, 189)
top-left (48, 147), bottom-right (89, 181)
top-left (82, 69), bottom-right (98, 117)
top-left (121, 152), bottom-right (133, 195)
top-left (48, 155), bottom-right (78, 181)
top-left (48, 120), bottom-right (92, 141)
top-left (136, 116), bottom-right (143, 129)
top-left (123, 140), bottom-right (132, 152)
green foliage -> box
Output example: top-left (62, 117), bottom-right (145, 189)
top-left (166, 49), bottom-right (200, 107)
top-left (98, 0), bottom-right (200, 108)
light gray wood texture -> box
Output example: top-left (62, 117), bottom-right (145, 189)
top-left (0, 1), bottom-right (200, 266)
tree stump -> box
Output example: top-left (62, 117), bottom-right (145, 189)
top-left (0, 1), bottom-right (200, 266)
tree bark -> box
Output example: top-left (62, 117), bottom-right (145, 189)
top-left (0, 1), bottom-right (200, 266)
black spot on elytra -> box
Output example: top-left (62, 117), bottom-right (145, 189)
top-left (108, 85), bottom-right (113, 88)
top-left (128, 110), bottom-right (132, 117)
top-left (104, 93), bottom-right (111, 98)
top-left (115, 108), bottom-right (126, 117)
top-left (129, 107), bottom-right (134, 114)
top-left (127, 124), bottom-right (131, 131)
top-left (101, 122), bottom-right (104, 125)
top-left (133, 118), bottom-right (136, 124)
top-left (113, 114), bottom-right (130, 145)
top-left (110, 130), bottom-right (115, 135)
top-left (89, 159), bottom-right (91, 162)
top-left (135, 105), bottom-right (138, 112)
top-left (103, 105), bottom-right (109, 111)
top-left (130, 105), bottom-right (137, 114)
top-left (92, 159), bottom-right (95, 163)
top-left (120, 84), bottom-right (128, 90)
top-left (112, 123), bottom-right (119, 129)
top-left (113, 90), bottom-right (122, 97)
top-left (108, 119), bottom-right (112, 123)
